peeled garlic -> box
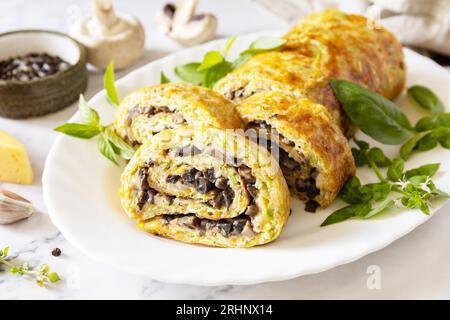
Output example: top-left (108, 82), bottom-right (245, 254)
top-left (0, 189), bottom-right (34, 225)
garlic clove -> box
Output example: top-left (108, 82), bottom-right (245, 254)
top-left (0, 189), bottom-right (34, 225)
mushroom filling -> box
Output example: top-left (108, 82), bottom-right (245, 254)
top-left (223, 86), bottom-right (259, 102)
top-left (125, 104), bottom-right (186, 145)
top-left (248, 121), bottom-right (320, 213)
top-left (135, 146), bottom-right (260, 237)
top-left (160, 213), bottom-right (254, 238)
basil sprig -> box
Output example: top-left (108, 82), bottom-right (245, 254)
top-left (55, 64), bottom-right (135, 165)
top-left (174, 36), bottom-right (286, 88)
top-left (330, 80), bottom-right (414, 145)
top-left (322, 141), bottom-right (448, 226)
top-left (331, 80), bottom-right (450, 159)
top-left (104, 61), bottom-right (119, 106)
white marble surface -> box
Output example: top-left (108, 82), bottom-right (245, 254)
top-left (1, 0), bottom-right (450, 300)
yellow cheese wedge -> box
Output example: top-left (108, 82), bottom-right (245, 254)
top-left (0, 129), bottom-right (33, 184)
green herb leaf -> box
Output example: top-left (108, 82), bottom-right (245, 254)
top-left (330, 80), bottom-right (413, 145)
top-left (387, 158), bottom-right (405, 181)
top-left (160, 72), bottom-right (171, 84)
top-left (408, 85), bottom-right (445, 114)
top-left (400, 131), bottom-right (433, 159)
top-left (202, 61), bottom-right (233, 88)
top-left (78, 95), bottom-right (100, 127)
top-left (232, 52), bottom-right (254, 69)
top-left (404, 163), bottom-right (440, 179)
top-left (353, 138), bottom-right (370, 150)
top-left (364, 199), bottom-right (394, 219)
top-left (321, 203), bottom-right (372, 227)
top-left (248, 36), bottom-right (286, 51)
top-left (54, 123), bottom-right (100, 139)
top-left (351, 148), bottom-right (368, 167)
top-left (104, 127), bottom-right (135, 160)
top-left (414, 134), bottom-right (438, 151)
top-left (98, 134), bottom-right (118, 165)
top-left (104, 61), bottom-right (119, 106)
top-left (198, 51), bottom-right (224, 71)
top-left (223, 35), bottom-right (237, 57)
top-left (340, 177), bottom-right (373, 204)
top-left (175, 63), bottom-right (204, 85)
top-left (368, 147), bottom-right (392, 167)
top-left (362, 183), bottom-right (392, 201)
top-left (47, 272), bottom-right (61, 283)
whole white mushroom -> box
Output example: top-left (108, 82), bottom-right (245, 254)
top-left (70, 0), bottom-right (145, 69)
top-left (157, 0), bottom-right (217, 46)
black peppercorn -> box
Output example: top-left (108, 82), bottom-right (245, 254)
top-left (52, 248), bottom-right (62, 257)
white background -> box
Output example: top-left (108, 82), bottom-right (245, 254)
top-left (0, 0), bottom-right (449, 299)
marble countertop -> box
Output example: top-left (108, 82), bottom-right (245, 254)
top-left (1, 0), bottom-right (450, 299)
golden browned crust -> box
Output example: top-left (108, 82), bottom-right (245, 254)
top-left (214, 9), bottom-right (406, 138)
top-left (115, 82), bottom-right (244, 145)
top-left (237, 91), bottom-right (356, 207)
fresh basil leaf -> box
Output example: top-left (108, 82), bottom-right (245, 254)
top-left (223, 35), bottom-right (237, 57)
top-left (352, 148), bottom-right (368, 167)
top-left (78, 95), bottom-right (100, 127)
top-left (431, 127), bottom-right (450, 149)
top-left (54, 123), bottom-right (100, 139)
top-left (400, 131), bottom-right (432, 159)
top-left (175, 63), bottom-right (204, 85)
top-left (198, 51), bottom-right (224, 71)
top-left (104, 127), bottom-right (135, 160)
top-left (321, 203), bottom-right (372, 227)
top-left (408, 85), bottom-right (445, 114)
top-left (362, 183), bottom-right (391, 201)
top-left (364, 199), bottom-right (394, 219)
top-left (160, 72), bottom-right (171, 84)
top-left (232, 52), bottom-right (254, 69)
top-left (436, 113), bottom-right (450, 127)
top-left (414, 133), bottom-right (438, 151)
top-left (387, 158), bottom-right (405, 181)
top-left (404, 163), bottom-right (440, 179)
top-left (353, 138), bottom-right (369, 150)
top-left (368, 147), bottom-right (392, 167)
top-left (439, 134), bottom-right (450, 149)
top-left (249, 36), bottom-right (286, 51)
top-left (330, 80), bottom-right (413, 145)
top-left (104, 61), bottom-right (119, 106)
top-left (415, 116), bottom-right (436, 132)
top-left (98, 134), bottom-right (118, 165)
top-left (340, 177), bottom-right (373, 204)
top-left (202, 61), bottom-right (233, 88)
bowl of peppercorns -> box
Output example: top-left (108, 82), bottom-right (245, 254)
top-left (0, 30), bottom-right (88, 118)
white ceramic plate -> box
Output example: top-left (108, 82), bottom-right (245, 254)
top-left (43, 33), bottom-right (450, 286)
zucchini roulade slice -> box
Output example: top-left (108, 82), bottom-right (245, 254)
top-left (237, 91), bottom-right (355, 211)
top-left (119, 127), bottom-right (290, 248)
top-left (115, 83), bottom-right (243, 146)
top-left (214, 9), bottom-right (406, 138)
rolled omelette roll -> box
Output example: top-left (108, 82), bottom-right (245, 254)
top-left (214, 9), bottom-right (406, 137)
top-left (120, 127), bottom-right (290, 248)
top-left (237, 91), bottom-right (355, 211)
top-left (115, 83), bottom-right (243, 146)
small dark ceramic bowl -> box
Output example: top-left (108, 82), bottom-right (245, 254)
top-left (0, 30), bottom-right (88, 119)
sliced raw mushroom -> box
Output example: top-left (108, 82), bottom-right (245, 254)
top-left (157, 0), bottom-right (217, 46)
